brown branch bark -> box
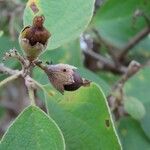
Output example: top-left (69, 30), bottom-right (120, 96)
top-left (93, 25), bottom-right (150, 64)
top-left (118, 26), bottom-right (150, 61)
top-left (82, 49), bottom-right (127, 74)
top-left (93, 29), bottom-right (120, 60)
top-left (108, 60), bottom-right (141, 120)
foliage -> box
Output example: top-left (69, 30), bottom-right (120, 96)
top-left (0, 0), bottom-right (150, 150)
top-left (0, 106), bottom-right (65, 150)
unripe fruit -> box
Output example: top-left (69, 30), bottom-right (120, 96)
top-left (44, 64), bottom-right (91, 94)
top-left (19, 15), bottom-right (51, 61)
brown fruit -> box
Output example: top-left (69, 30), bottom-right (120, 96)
top-left (44, 64), bottom-right (91, 94)
top-left (64, 71), bottom-right (83, 91)
top-left (19, 15), bottom-right (51, 61)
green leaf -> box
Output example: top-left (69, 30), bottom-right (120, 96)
top-left (23, 0), bottom-right (95, 50)
top-left (92, 0), bottom-right (150, 49)
top-left (0, 106), bottom-right (65, 150)
top-left (141, 104), bottom-right (150, 141)
top-left (0, 31), bottom-right (3, 37)
top-left (124, 67), bottom-right (150, 140)
top-left (78, 68), bottom-right (110, 95)
top-left (33, 67), bottom-right (49, 85)
top-left (40, 40), bottom-right (83, 67)
top-left (0, 37), bottom-right (20, 58)
top-left (124, 97), bottom-right (146, 120)
top-left (44, 83), bottom-right (122, 150)
top-left (118, 117), bottom-right (150, 150)
top-left (0, 37), bottom-right (21, 69)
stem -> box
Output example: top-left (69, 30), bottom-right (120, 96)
top-left (34, 60), bottom-right (47, 71)
top-left (31, 78), bottom-right (50, 115)
top-left (28, 87), bottom-right (35, 106)
top-left (0, 72), bottom-right (21, 88)
top-left (25, 75), bottom-right (36, 106)
top-left (118, 26), bottom-right (150, 61)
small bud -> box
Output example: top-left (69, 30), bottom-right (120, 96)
top-left (19, 15), bottom-right (51, 61)
top-left (44, 63), bottom-right (91, 94)
top-left (126, 60), bottom-right (141, 78)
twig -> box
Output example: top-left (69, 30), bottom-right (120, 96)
top-left (27, 77), bottom-right (50, 115)
top-left (25, 74), bottom-right (51, 108)
top-left (93, 29), bottom-right (120, 64)
top-left (25, 75), bottom-right (36, 106)
top-left (81, 32), bottom-right (127, 73)
top-left (28, 87), bottom-right (35, 106)
top-left (93, 26), bottom-right (150, 62)
top-left (3, 49), bottom-right (27, 67)
top-left (0, 63), bottom-right (19, 75)
top-left (118, 26), bottom-right (150, 61)
top-left (108, 60), bottom-right (141, 120)
top-left (0, 72), bottom-right (22, 88)
top-left (3, 49), bottom-right (30, 75)
top-left (33, 59), bottom-right (47, 71)
top-left (82, 48), bottom-right (127, 74)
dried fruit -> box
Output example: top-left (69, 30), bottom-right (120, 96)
top-left (44, 64), bottom-right (91, 94)
top-left (19, 15), bottom-right (51, 61)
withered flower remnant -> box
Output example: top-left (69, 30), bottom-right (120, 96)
top-left (19, 15), bottom-right (51, 61)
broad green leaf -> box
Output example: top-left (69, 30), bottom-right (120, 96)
top-left (0, 106), bottom-right (65, 150)
top-left (118, 117), bottom-right (150, 150)
top-left (92, 0), bottom-right (150, 50)
top-left (124, 97), bottom-right (146, 120)
top-left (141, 104), bottom-right (150, 141)
top-left (124, 67), bottom-right (150, 139)
top-left (40, 40), bottom-right (83, 67)
top-left (44, 83), bottom-right (122, 150)
top-left (24, 0), bottom-right (95, 50)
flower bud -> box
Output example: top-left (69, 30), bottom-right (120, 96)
top-left (44, 64), bottom-right (91, 94)
top-left (19, 15), bottom-right (51, 61)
